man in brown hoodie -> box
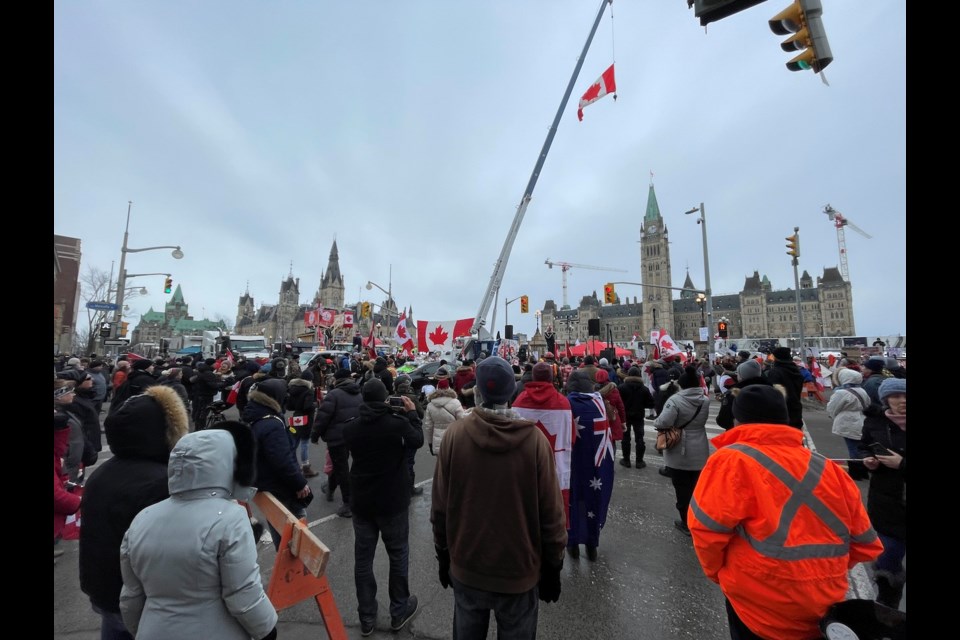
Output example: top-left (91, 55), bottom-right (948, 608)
top-left (431, 356), bottom-right (567, 639)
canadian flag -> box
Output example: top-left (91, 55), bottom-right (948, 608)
top-left (394, 311), bottom-right (415, 356)
top-left (416, 318), bottom-right (473, 354)
top-left (655, 329), bottom-right (684, 359)
top-left (304, 308), bottom-right (319, 327)
top-left (577, 63), bottom-right (616, 121)
top-left (341, 310), bottom-right (355, 328)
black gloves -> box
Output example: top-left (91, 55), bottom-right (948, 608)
top-left (538, 559), bottom-right (562, 603)
top-left (436, 544), bottom-right (451, 589)
top-left (260, 627), bottom-right (277, 640)
top-left (429, 443), bottom-right (435, 456)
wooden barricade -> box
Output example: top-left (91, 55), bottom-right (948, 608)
top-left (250, 492), bottom-right (347, 640)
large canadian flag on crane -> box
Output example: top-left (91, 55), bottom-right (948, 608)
top-left (577, 63), bottom-right (616, 121)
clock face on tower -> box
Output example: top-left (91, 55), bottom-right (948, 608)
top-left (647, 224), bottom-right (658, 234)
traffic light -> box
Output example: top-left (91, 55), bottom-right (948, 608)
top-left (786, 232), bottom-right (800, 258)
top-left (99, 322), bottom-right (111, 337)
top-left (603, 283), bottom-right (616, 304)
top-left (120, 322), bottom-right (129, 337)
top-left (520, 295), bottom-right (529, 314)
top-left (164, 277), bottom-right (173, 294)
top-left (718, 321), bottom-right (728, 339)
top-left (361, 302), bottom-right (371, 318)
top-left (688, 0), bottom-right (767, 27)
top-left (769, 0), bottom-right (833, 74)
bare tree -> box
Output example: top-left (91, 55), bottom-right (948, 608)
top-left (79, 265), bottom-right (142, 354)
top-left (212, 313), bottom-right (234, 332)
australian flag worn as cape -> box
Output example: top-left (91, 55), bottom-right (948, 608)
top-left (566, 391), bottom-right (615, 547)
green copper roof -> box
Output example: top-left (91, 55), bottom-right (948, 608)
top-left (142, 307), bottom-right (165, 322)
top-left (644, 183), bottom-right (661, 222)
top-left (171, 317), bottom-right (227, 331)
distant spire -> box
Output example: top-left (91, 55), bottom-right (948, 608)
top-left (245, 280), bottom-right (250, 295)
top-left (288, 261), bottom-right (294, 278)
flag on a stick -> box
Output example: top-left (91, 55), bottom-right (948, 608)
top-left (577, 64), bottom-right (616, 121)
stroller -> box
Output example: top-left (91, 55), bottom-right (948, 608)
top-left (820, 599), bottom-right (906, 640)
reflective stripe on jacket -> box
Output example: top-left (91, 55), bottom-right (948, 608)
top-left (688, 424), bottom-right (883, 640)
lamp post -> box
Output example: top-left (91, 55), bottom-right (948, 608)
top-left (113, 201), bottom-right (184, 336)
top-left (534, 310), bottom-right (541, 333)
top-left (684, 203), bottom-right (713, 340)
top-left (366, 266), bottom-right (393, 328)
top-left (695, 292), bottom-right (706, 330)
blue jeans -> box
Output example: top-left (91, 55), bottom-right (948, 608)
top-left (91, 604), bottom-right (133, 640)
top-left (297, 438), bottom-right (310, 465)
top-left (876, 532), bottom-right (906, 574)
top-left (451, 575), bottom-right (539, 640)
top-left (353, 510), bottom-right (411, 623)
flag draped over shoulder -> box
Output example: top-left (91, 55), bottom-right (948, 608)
top-left (566, 391), bottom-right (614, 545)
top-left (513, 392), bottom-right (576, 529)
top-left (577, 63), bottom-right (616, 121)
top-left (416, 318), bottom-right (473, 353)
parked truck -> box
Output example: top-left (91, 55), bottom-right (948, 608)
top-left (169, 334), bottom-right (204, 355)
top-left (202, 330), bottom-right (271, 364)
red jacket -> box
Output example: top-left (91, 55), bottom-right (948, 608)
top-left (688, 424), bottom-right (883, 640)
top-left (54, 424), bottom-right (81, 540)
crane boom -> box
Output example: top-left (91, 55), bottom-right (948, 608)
top-left (545, 258), bottom-right (627, 308)
top-left (823, 204), bottom-right (871, 282)
top-left (471, 0), bottom-right (612, 337)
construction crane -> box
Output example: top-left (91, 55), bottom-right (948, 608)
top-left (823, 204), bottom-right (872, 282)
top-left (545, 259), bottom-right (627, 308)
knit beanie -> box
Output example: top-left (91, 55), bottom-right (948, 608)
top-left (864, 359), bottom-right (885, 373)
top-left (878, 378), bottom-right (906, 403)
top-left (732, 385), bottom-right (789, 426)
top-left (362, 379), bottom-right (389, 403)
top-left (475, 356), bottom-right (516, 406)
top-left (532, 362), bottom-right (554, 382)
top-left (132, 359), bottom-right (153, 371)
top-left (677, 366), bottom-right (700, 390)
top-left (437, 378), bottom-right (450, 390)
top-left (736, 359), bottom-right (762, 381)
top-left (627, 366), bottom-right (641, 376)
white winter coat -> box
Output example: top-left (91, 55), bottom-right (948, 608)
top-left (826, 385), bottom-right (871, 440)
top-left (424, 388), bottom-right (466, 451)
top-left (119, 430), bottom-right (277, 640)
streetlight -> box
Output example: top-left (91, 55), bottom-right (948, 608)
top-left (366, 265), bottom-right (393, 328)
top-left (534, 310), bottom-right (541, 333)
top-left (113, 201), bottom-right (184, 335)
top-left (684, 203), bottom-right (714, 339)
top-left (695, 292), bottom-right (706, 329)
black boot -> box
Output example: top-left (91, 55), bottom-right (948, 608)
top-left (410, 469), bottom-right (423, 496)
top-left (875, 571), bottom-right (905, 609)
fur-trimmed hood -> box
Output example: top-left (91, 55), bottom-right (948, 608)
top-left (288, 377), bottom-right (314, 391)
top-left (428, 387), bottom-right (458, 402)
top-left (104, 384), bottom-right (189, 463)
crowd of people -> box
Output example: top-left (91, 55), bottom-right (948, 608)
top-left (53, 344), bottom-right (905, 639)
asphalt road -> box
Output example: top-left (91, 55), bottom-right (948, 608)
top-left (54, 393), bottom-right (897, 639)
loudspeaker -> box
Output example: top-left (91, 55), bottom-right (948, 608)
top-left (601, 348), bottom-right (616, 363)
top-left (587, 318), bottom-right (600, 336)
top-left (504, 324), bottom-right (514, 340)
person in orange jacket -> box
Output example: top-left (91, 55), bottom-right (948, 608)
top-left (687, 384), bottom-right (883, 640)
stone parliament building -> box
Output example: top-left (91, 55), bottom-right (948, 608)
top-left (539, 184), bottom-right (855, 348)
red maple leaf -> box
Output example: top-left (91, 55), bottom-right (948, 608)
top-left (429, 325), bottom-right (449, 345)
top-left (535, 421), bottom-right (560, 452)
top-left (397, 325), bottom-right (408, 340)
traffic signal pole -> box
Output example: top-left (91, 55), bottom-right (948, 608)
top-left (788, 226), bottom-right (805, 354)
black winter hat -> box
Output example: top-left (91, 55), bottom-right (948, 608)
top-left (132, 359), bottom-right (153, 370)
top-left (209, 420), bottom-right (258, 486)
top-left (627, 366), bottom-right (641, 377)
top-left (864, 359), bottom-right (884, 373)
top-left (732, 385), bottom-right (789, 426)
top-left (300, 370), bottom-right (314, 381)
top-left (334, 368), bottom-right (353, 380)
top-left (250, 378), bottom-right (287, 410)
top-left (677, 366), bottom-right (700, 389)
top-left (362, 379), bottom-right (389, 403)
top-left (772, 347), bottom-right (792, 361)
top-left (475, 356), bottom-right (516, 405)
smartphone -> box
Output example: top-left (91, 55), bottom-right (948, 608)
top-left (389, 396), bottom-right (405, 407)
top-left (867, 442), bottom-right (892, 457)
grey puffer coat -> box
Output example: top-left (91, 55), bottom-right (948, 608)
top-left (826, 385), bottom-right (871, 440)
top-left (654, 387), bottom-right (711, 471)
top-left (119, 429), bottom-right (277, 640)
top-left (423, 388), bottom-right (466, 451)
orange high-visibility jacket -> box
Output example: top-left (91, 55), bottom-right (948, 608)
top-left (689, 424), bottom-right (883, 640)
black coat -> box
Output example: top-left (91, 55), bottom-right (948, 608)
top-left (617, 376), bottom-right (655, 421)
top-left (69, 391), bottom-right (103, 453)
top-left (286, 378), bottom-right (317, 441)
top-left (715, 376), bottom-right (775, 430)
top-left (857, 409), bottom-right (906, 540)
top-left (242, 400), bottom-right (307, 507)
top-left (108, 369), bottom-right (157, 415)
top-left (343, 402), bottom-right (423, 519)
top-left (763, 360), bottom-right (805, 428)
top-left (311, 379), bottom-right (362, 446)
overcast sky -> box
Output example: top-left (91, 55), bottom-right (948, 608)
top-left (54, 1), bottom-right (906, 341)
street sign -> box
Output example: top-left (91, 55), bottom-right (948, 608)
top-left (103, 339), bottom-right (130, 346)
top-left (86, 301), bottom-right (118, 311)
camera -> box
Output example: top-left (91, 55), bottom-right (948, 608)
top-left (388, 396), bottom-right (405, 407)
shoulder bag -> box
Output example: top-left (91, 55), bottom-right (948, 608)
top-left (656, 401), bottom-right (704, 452)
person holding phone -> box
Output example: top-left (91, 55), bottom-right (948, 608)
top-left (858, 377), bottom-right (907, 610)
